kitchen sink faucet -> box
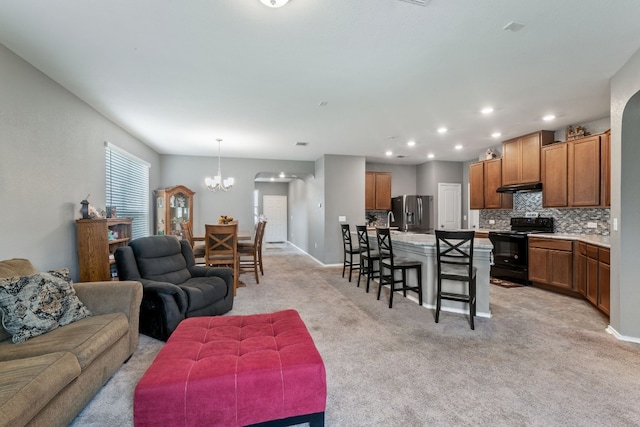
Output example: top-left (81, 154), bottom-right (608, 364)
top-left (387, 210), bottom-right (395, 228)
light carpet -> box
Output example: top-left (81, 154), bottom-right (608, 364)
top-left (71, 242), bottom-right (640, 426)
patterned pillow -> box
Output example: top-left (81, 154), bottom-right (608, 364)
top-left (0, 269), bottom-right (92, 343)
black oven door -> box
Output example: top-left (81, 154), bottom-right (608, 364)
top-left (489, 232), bottom-right (529, 284)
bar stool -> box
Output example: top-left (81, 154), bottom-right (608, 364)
top-left (355, 225), bottom-right (384, 292)
top-left (376, 228), bottom-right (423, 308)
top-left (340, 224), bottom-right (360, 282)
top-left (434, 230), bottom-right (477, 330)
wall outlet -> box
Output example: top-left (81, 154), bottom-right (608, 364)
top-left (586, 222), bottom-right (598, 229)
top-left (613, 218), bottom-right (618, 231)
top-left (338, 215), bottom-right (346, 222)
top-left (489, 219), bottom-right (495, 225)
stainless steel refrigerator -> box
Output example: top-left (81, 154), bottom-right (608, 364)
top-left (390, 195), bottom-right (434, 233)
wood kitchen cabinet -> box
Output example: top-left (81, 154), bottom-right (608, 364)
top-left (568, 135), bottom-right (601, 206)
top-left (540, 131), bottom-right (611, 208)
top-left (574, 241), bottom-right (610, 316)
top-left (528, 237), bottom-right (573, 291)
top-left (541, 142), bottom-right (568, 207)
top-left (600, 130), bottom-right (611, 207)
top-left (469, 158), bottom-right (512, 210)
top-left (365, 172), bottom-right (391, 210)
top-left (502, 130), bottom-right (555, 185)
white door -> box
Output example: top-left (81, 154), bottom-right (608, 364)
top-left (263, 195), bottom-right (287, 242)
top-left (437, 183), bottom-right (461, 230)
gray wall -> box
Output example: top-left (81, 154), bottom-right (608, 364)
top-left (611, 46), bottom-right (640, 341)
top-left (288, 178), bottom-right (310, 251)
top-left (0, 43), bottom-right (161, 279)
top-left (416, 161), bottom-right (464, 229)
top-left (159, 154), bottom-right (314, 237)
top-left (325, 155), bottom-right (366, 264)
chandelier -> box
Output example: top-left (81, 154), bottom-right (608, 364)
top-left (260, 0), bottom-right (290, 8)
top-left (205, 139), bottom-right (235, 192)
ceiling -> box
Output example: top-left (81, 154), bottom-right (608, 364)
top-left (1, 0), bottom-right (640, 165)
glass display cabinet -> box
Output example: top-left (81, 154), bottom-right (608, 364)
top-left (155, 185), bottom-right (195, 239)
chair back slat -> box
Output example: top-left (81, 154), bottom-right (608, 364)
top-left (356, 225), bottom-right (371, 257)
top-left (341, 223), bottom-right (353, 251)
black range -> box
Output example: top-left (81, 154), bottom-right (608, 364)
top-left (489, 217), bottom-right (554, 285)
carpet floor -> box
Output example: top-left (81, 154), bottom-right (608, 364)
top-left (70, 242), bottom-right (640, 426)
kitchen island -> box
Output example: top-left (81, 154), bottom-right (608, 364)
top-left (367, 231), bottom-right (494, 318)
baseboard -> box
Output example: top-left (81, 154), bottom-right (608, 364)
top-left (605, 325), bottom-right (640, 344)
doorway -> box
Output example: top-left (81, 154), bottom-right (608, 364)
top-left (437, 183), bottom-right (461, 230)
top-left (263, 195), bottom-right (287, 242)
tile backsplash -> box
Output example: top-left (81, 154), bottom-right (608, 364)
top-left (479, 192), bottom-right (610, 235)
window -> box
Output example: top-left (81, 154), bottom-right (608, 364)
top-left (105, 142), bottom-right (150, 239)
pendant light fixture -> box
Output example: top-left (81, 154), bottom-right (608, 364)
top-left (260, 0), bottom-right (290, 8)
top-left (205, 139), bottom-right (235, 192)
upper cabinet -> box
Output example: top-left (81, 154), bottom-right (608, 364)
top-left (155, 185), bottom-right (195, 238)
top-left (541, 142), bottom-right (569, 207)
top-left (540, 131), bottom-right (610, 208)
top-left (502, 131), bottom-right (555, 185)
top-left (568, 135), bottom-right (601, 206)
top-left (469, 158), bottom-right (512, 210)
top-left (365, 172), bottom-right (392, 210)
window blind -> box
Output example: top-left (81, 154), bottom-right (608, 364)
top-left (105, 143), bottom-right (150, 239)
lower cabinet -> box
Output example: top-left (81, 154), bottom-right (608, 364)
top-left (535, 239), bottom-right (610, 316)
top-left (528, 238), bottom-right (573, 290)
top-left (577, 243), bottom-right (610, 316)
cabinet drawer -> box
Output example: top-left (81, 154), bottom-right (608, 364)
top-left (577, 242), bottom-right (587, 256)
top-left (529, 238), bottom-right (572, 251)
top-left (586, 245), bottom-right (599, 259)
top-left (599, 247), bottom-right (610, 264)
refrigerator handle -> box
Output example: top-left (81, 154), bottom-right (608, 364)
top-left (417, 198), bottom-right (422, 226)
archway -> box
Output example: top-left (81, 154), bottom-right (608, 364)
top-left (613, 89), bottom-right (640, 340)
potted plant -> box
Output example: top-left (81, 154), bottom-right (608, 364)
top-left (366, 213), bottom-right (377, 227)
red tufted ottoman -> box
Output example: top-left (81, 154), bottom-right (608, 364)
top-left (134, 309), bottom-right (326, 427)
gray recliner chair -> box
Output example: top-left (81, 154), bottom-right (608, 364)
top-left (115, 235), bottom-right (234, 341)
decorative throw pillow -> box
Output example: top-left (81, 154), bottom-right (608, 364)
top-left (0, 269), bottom-right (92, 343)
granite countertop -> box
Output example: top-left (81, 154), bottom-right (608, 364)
top-left (528, 233), bottom-right (611, 248)
top-left (383, 231), bottom-right (494, 250)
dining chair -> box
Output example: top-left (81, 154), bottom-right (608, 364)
top-left (238, 220), bottom-right (266, 284)
top-left (340, 223), bottom-right (361, 282)
top-left (376, 227), bottom-right (422, 308)
top-left (182, 221), bottom-right (205, 265)
top-left (205, 223), bottom-right (239, 295)
top-left (355, 225), bottom-right (384, 293)
top-left (434, 230), bottom-right (477, 329)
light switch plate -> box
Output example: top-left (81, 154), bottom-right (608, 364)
top-left (586, 222), bottom-right (598, 229)
top-left (338, 216), bottom-right (346, 222)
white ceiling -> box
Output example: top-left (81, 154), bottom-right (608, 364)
top-left (1, 0), bottom-right (640, 165)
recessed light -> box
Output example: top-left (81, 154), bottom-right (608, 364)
top-left (454, 144), bottom-right (463, 150)
top-left (481, 107), bottom-right (494, 115)
top-left (543, 114), bottom-right (556, 121)
top-left (407, 140), bottom-right (416, 147)
top-left (491, 132), bottom-right (502, 138)
top-left (437, 127), bottom-right (448, 134)
top-left (427, 153), bottom-right (435, 159)
top-left (385, 150), bottom-right (393, 156)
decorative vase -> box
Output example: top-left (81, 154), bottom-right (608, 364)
top-left (80, 200), bottom-right (90, 219)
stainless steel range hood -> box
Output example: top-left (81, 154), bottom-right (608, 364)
top-left (496, 182), bottom-right (543, 193)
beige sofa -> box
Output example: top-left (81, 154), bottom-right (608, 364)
top-left (0, 258), bottom-right (143, 427)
